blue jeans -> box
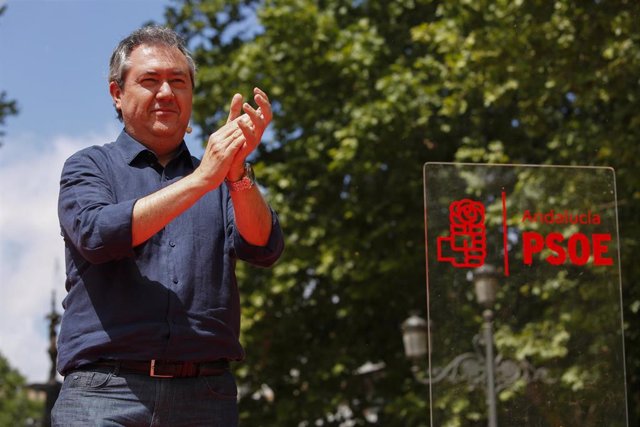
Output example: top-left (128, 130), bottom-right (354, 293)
top-left (51, 366), bottom-right (238, 426)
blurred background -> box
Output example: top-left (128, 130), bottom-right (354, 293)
top-left (0, 0), bottom-right (638, 425)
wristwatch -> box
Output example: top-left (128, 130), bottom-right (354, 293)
top-left (225, 163), bottom-right (255, 192)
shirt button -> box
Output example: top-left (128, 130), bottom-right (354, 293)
top-left (173, 278), bottom-right (179, 284)
top-left (169, 241), bottom-right (176, 247)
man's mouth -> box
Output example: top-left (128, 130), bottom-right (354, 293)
top-left (152, 108), bottom-right (178, 114)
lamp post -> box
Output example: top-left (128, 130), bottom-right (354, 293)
top-left (473, 265), bottom-right (500, 427)
top-left (401, 265), bottom-right (548, 427)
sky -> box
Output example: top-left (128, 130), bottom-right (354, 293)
top-left (0, 0), bottom-right (206, 383)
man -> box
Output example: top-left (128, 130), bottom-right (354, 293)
top-left (51, 26), bottom-right (284, 426)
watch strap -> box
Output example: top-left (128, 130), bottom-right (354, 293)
top-left (225, 163), bottom-right (255, 192)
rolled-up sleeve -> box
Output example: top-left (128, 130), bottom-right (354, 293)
top-left (58, 148), bottom-right (136, 264)
top-left (231, 209), bottom-right (285, 267)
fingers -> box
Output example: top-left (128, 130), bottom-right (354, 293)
top-left (210, 120), bottom-right (241, 144)
top-left (224, 128), bottom-right (243, 145)
top-left (237, 117), bottom-right (256, 147)
top-left (238, 87), bottom-right (272, 141)
top-left (230, 116), bottom-right (256, 154)
top-left (253, 87), bottom-right (273, 123)
top-left (227, 88), bottom-right (271, 127)
top-left (224, 129), bottom-right (246, 157)
top-left (209, 88), bottom-right (271, 163)
top-left (242, 102), bottom-right (263, 135)
top-left (203, 128), bottom-right (245, 177)
top-left (232, 118), bottom-right (258, 161)
top-left (253, 86), bottom-right (269, 102)
top-left (197, 126), bottom-right (245, 190)
top-left (226, 93), bottom-right (244, 124)
top-left (206, 126), bottom-right (244, 155)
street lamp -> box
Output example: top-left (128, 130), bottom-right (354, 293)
top-left (27, 291), bottom-right (61, 427)
top-left (472, 264), bottom-right (500, 427)
top-left (401, 314), bottom-right (429, 363)
top-left (402, 265), bottom-right (548, 427)
top-left (473, 264), bottom-right (499, 308)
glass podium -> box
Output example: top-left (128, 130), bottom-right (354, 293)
top-left (422, 163), bottom-right (628, 427)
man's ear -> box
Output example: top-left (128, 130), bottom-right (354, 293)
top-left (109, 81), bottom-right (122, 110)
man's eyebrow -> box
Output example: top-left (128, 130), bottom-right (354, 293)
top-left (169, 70), bottom-right (189, 77)
top-left (141, 70), bottom-right (188, 76)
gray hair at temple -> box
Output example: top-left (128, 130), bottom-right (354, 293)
top-left (108, 25), bottom-right (196, 121)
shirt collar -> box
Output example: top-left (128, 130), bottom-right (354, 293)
top-left (115, 129), bottom-right (194, 168)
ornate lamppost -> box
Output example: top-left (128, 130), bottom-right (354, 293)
top-left (474, 264), bottom-right (499, 427)
top-left (401, 265), bottom-right (548, 427)
top-left (27, 291), bottom-right (61, 427)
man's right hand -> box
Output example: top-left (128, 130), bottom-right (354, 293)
top-left (193, 117), bottom-right (247, 191)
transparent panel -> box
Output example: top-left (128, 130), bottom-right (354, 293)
top-left (423, 163), bottom-right (627, 427)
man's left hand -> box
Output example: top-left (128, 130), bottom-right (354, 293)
top-left (226, 87), bottom-right (272, 181)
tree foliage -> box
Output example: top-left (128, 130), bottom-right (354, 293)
top-left (163, 0), bottom-right (639, 425)
top-left (0, 352), bottom-right (43, 427)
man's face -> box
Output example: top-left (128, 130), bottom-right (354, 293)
top-left (110, 44), bottom-right (193, 152)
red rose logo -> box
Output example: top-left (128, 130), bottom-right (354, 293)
top-left (437, 199), bottom-right (487, 268)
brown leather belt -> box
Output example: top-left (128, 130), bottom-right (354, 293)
top-left (84, 359), bottom-right (229, 378)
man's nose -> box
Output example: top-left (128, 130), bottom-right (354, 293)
top-left (157, 81), bottom-right (173, 98)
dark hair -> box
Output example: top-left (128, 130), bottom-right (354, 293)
top-left (109, 26), bottom-right (196, 120)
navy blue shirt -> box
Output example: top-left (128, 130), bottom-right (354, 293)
top-left (56, 130), bottom-right (284, 375)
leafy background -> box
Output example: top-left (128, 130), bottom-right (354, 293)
top-left (161, 0), bottom-right (639, 425)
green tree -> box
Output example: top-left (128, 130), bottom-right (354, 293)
top-left (163, 0), bottom-right (639, 425)
top-left (0, 352), bottom-right (43, 427)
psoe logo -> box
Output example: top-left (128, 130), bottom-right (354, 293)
top-left (436, 196), bottom-right (614, 272)
top-left (436, 199), bottom-right (486, 268)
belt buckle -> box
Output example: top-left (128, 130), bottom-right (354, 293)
top-left (149, 360), bottom-right (173, 378)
